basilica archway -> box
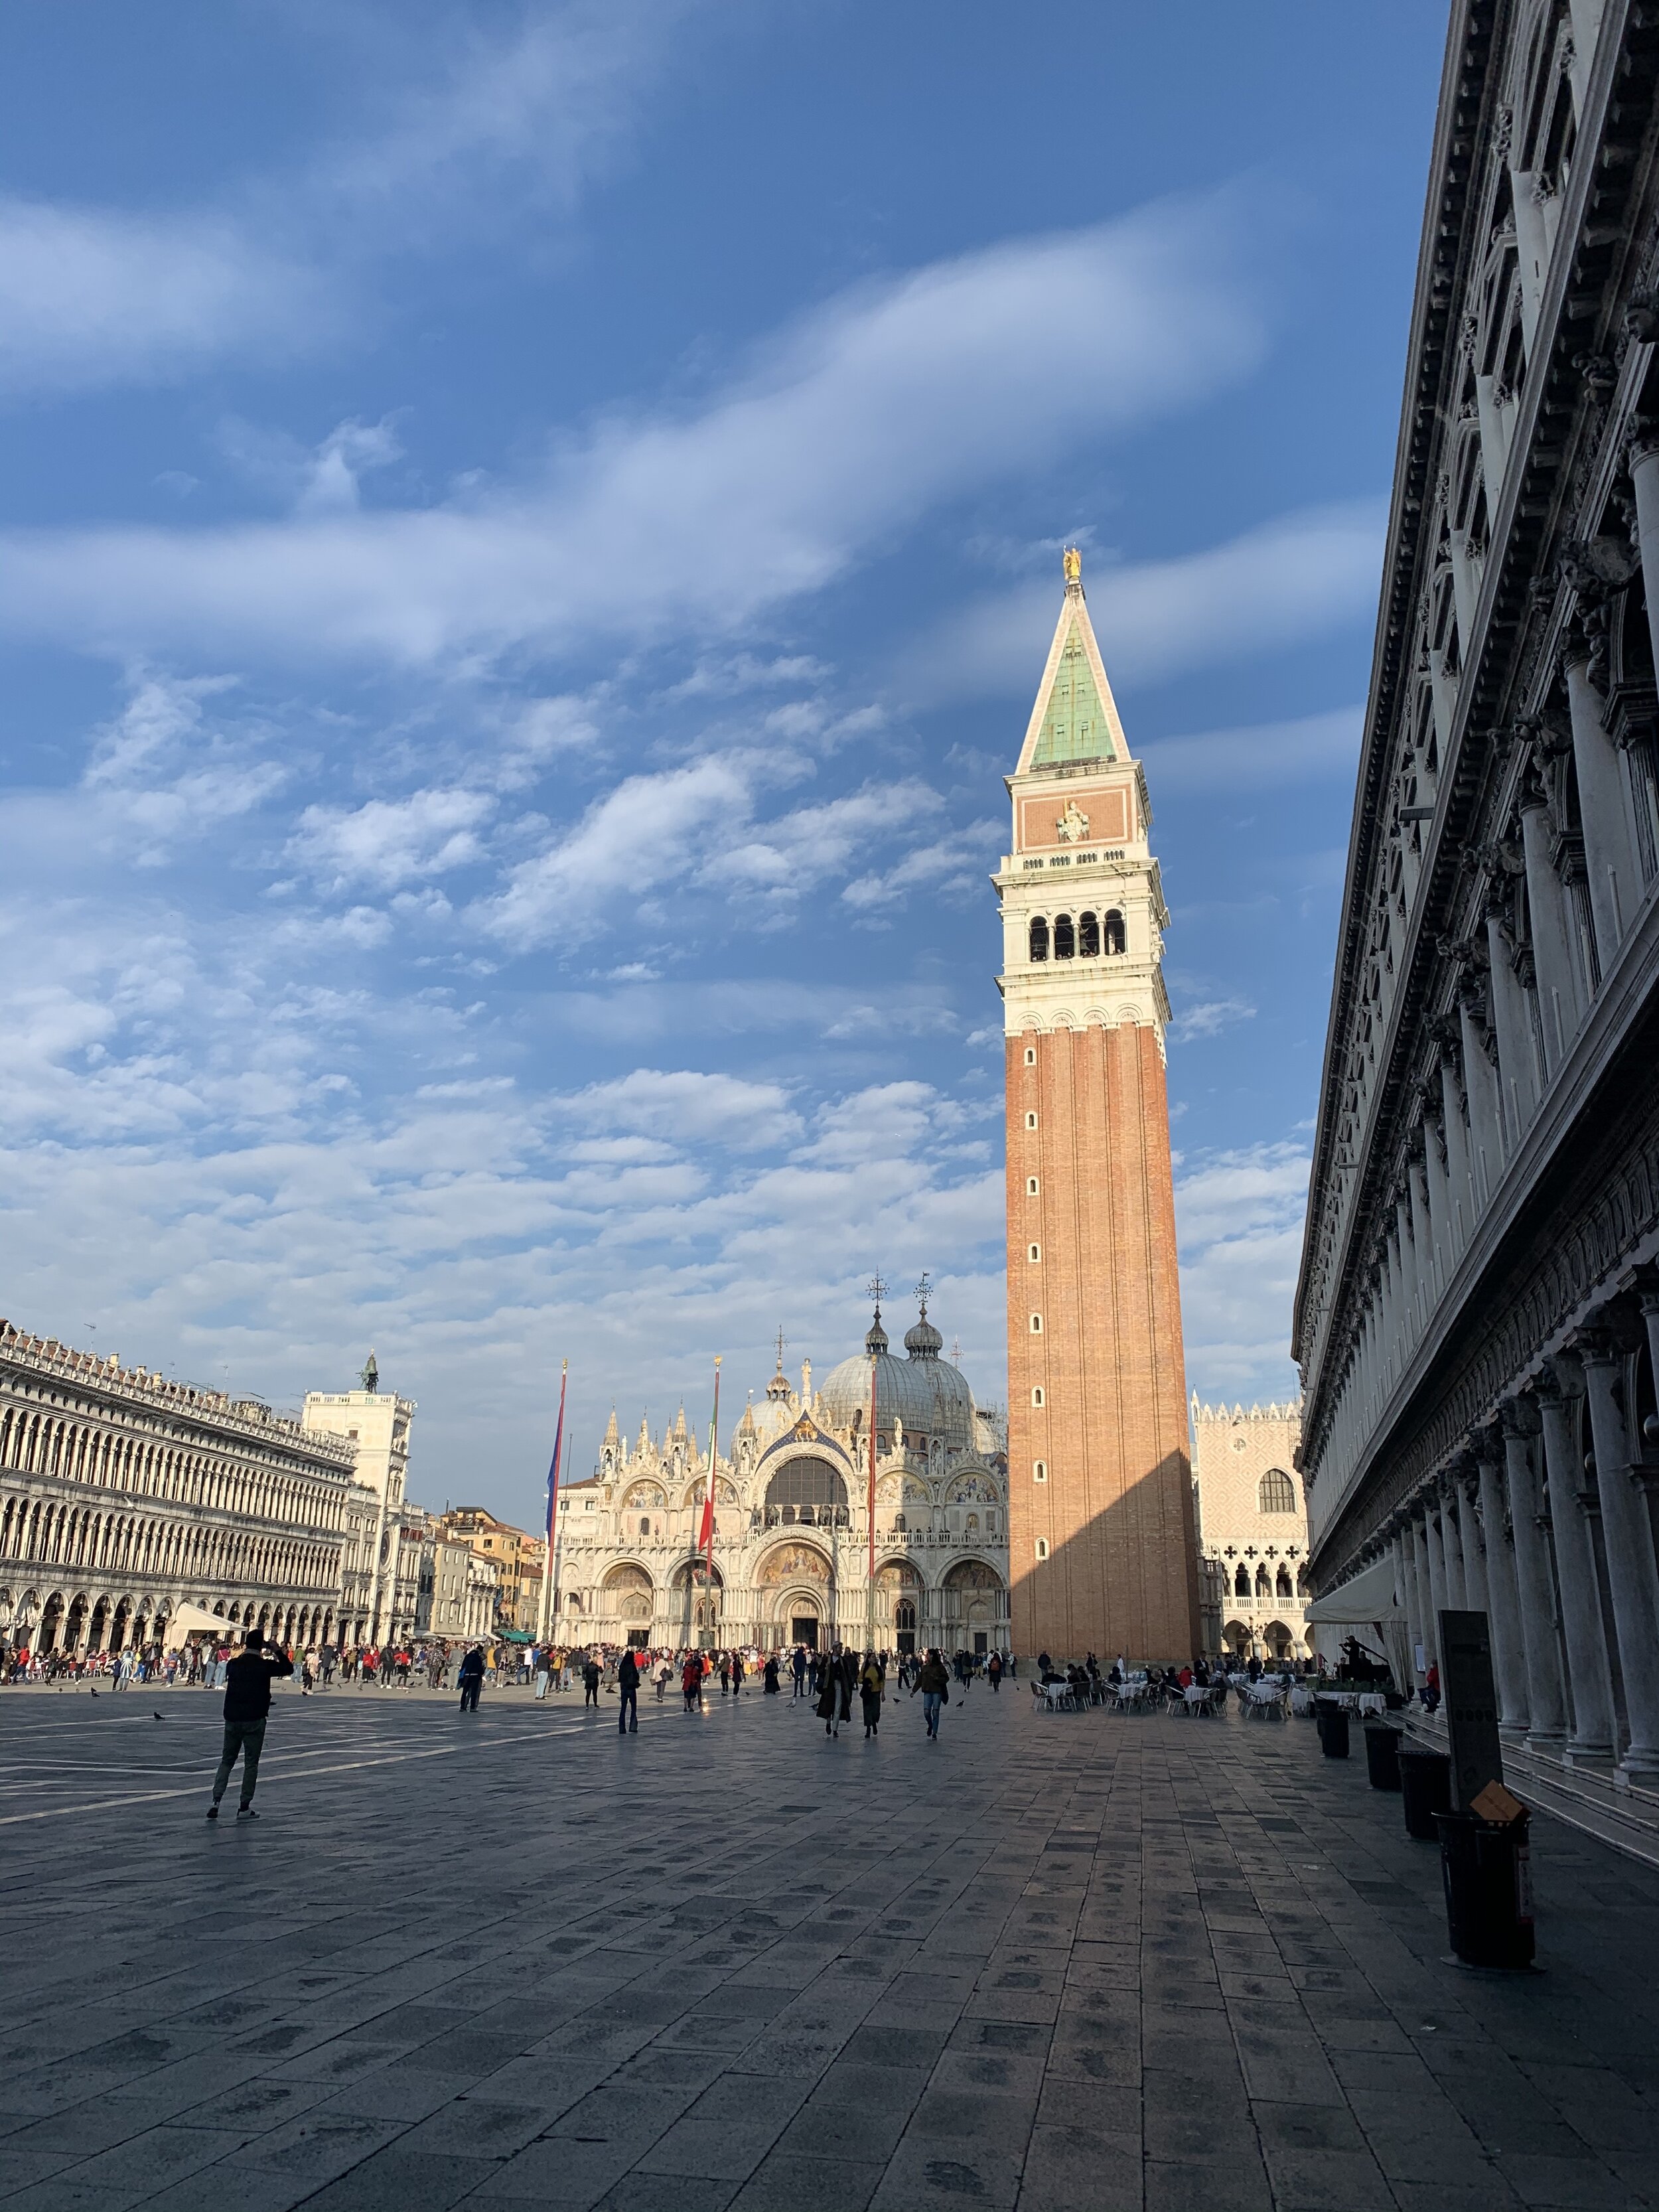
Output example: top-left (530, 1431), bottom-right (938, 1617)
top-left (940, 1559), bottom-right (1004, 1655)
top-left (755, 1538), bottom-right (833, 1647)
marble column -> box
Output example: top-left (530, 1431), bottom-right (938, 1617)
top-left (1409, 1511), bottom-right (1435, 1670)
top-left (1456, 1464), bottom-right (1490, 1614)
top-left (1458, 994), bottom-right (1506, 1205)
top-left (1500, 1400), bottom-right (1567, 1749)
top-left (1519, 791), bottom-right (1583, 1067)
top-left (1563, 644), bottom-right (1639, 958)
top-left (1439, 1479), bottom-right (1469, 1611)
top-left (1396, 1519), bottom-right (1421, 1679)
top-left (1579, 1336), bottom-right (1659, 1779)
top-left (1486, 905), bottom-right (1542, 1134)
top-left (1538, 1365), bottom-right (1617, 1761)
top-left (1438, 1049), bottom-right (1477, 1256)
top-left (1630, 431), bottom-right (1659, 678)
top-left (1424, 1503), bottom-right (1449, 1655)
top-left (1473, 1428), bottom-right (1528, 1736)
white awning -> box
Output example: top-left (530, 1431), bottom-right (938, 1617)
top-left (1306, 1556), bottom-right (1402, 1625)
top-left (162, 1601), bottom-right (233, 1647)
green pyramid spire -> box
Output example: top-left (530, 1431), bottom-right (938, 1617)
top-left (1032, 617), bottom-right (1115, 767)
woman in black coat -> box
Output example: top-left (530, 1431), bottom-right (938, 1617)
top-left (816, 1659), bottom-right (839, 1737)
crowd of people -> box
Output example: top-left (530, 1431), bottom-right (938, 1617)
top-left (1035, 1649), bottom-right (1323, 1708)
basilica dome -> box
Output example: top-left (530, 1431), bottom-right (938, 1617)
top-left (818, 1302), bottom-right (977, 1452)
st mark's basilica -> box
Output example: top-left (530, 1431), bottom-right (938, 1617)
top-left (549, 1288), bottom-right (1009, 1654)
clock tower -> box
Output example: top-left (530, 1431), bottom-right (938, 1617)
top-left (995, 550), bottom-right (1200, 1663)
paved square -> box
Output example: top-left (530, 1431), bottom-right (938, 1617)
top-left (2, 1680), bottom-right (1658, 2210)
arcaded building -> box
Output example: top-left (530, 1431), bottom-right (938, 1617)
top-left (1190, 1397), bottom-right (1311, 1662)
top-left (1295, 0), bottom-right (1659, 1803)
top-left (0, 1320), bottom-right (356, 1656)
top-left (997, 552), bottom-right (1201, 1664)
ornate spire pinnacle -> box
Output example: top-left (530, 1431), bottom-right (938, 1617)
top-left (1063, 544), bottom-right (1082, 589)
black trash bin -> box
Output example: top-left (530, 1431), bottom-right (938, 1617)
top-left (1435, 1808), bottom-right (1534, 1968)
top-left (1398, 1745), bottom-right (1453, 1839)
top-left (1363, 1722), bottom-right (1402, 1791)
top-left (1315, 1700), bottom-right (1350, 1758)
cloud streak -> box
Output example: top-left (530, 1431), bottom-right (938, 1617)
top-left (0, 196), bottom-right (1268, 666)
top-left (907, 504), bottom-right (1385, 700)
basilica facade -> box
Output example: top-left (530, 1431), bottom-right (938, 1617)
top-left (550, 1297), bottom-right (1009, 1655)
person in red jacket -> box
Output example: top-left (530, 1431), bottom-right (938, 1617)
top-left (682, 1653), bottom-right (705, 1712)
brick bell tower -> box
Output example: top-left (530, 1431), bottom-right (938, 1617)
top-left (995, 547), bottom-right (1200, 1665)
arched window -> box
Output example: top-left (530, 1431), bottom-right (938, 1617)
top-left (1254, 1564), bottom-right (1271, 1599)
top-left (1029, 917), bottom-right (1048, 962)
top-left (1276, 1565), bottom-right (1293, 1599)
top-left (895, 1599), bottom-right (916, 1633)
top-left (765, 1457), bottom-right (849, 1517)
top-left (1104, 909), bottom-right (1126, 955)
top-left (1259, 1469), bottom-right (1296, 1514)
top-left (1233, 1563), bottom-right (1250, 1598)
top-left (1052, 913), bottom-right (1075, 960)
top-left (640, 1516), bottom-right (651, 1537)
top-left (1078, 911), bottom-right (1100, 957)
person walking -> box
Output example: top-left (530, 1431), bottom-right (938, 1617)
top-left (204, 1629), bottom-right (293, 1819)
top-left (792, 1646), bottom-right (808, 1699)
top-left (987, 1651), bottom-right (1003, 1693)
top-left (816, 1655), bottom-right (840, 1736)
top-left (719, 1654), bottom-right (731, 1697)
top-left (859, 1651), bottom-right (884, 1739)
top-left (837, 1643), bottom-right (857, 1732)
top-left (731, 1651), bottom-right (745, 1696)
top-left (656, 1657), bottom-right (672, 1701)
top-left (617, 1647), bottom-right (640, 1734)
top-left (582, 1655), bottom-right (602, 1708)
top-left (917, 1648), bottom-right (950, 1741)
top-left (682, 1653), bottom-right (705, 1712)
top-left (457, 1645), bottom-right (485, 1713)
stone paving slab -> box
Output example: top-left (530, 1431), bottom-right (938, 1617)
top-left (2, 1679), bottom-right (1659, 2208)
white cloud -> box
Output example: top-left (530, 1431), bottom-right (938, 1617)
top-left (1169, 995), bottom-right (1256, 1043)
top-left (0, 7), bottom-right (703, 400)
top-left (81, 672), bottom-right (287, 860)
top-left (0, 198), bottom-right (326, 398)
top-left (291, 787), bottom-right (496, 892)
top-left (0, 196), bottom-right (1267, 665)
top-left (907, 503), bottom-right (1386, 700)
top-left (1174, 1140), bottom-right (1309, 1404)
top-left (1141, 706), bottom-right (1362, 793)
top-left (560, 1068), bottom-right (802, 1151)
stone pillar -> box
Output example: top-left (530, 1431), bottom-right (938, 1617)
top-left (1407, 1153), bottom-right (1437, 1319)
top-left (1439, 1481), bottom-right (1468, 1611)
top-left (1458, 992), bottom-right (1506, 1203)
top-left (1402, 1517), bottom-right (1427, 1678)
top-left (1519, 792), bottom-right (1583, 1068)
top-left (1579, 1337), bottom-right (1659, 1779)
top-left (1473, 1428), bottom-right (1528, 1736)
top-left (1438, 1047), bottom-right (1476, 1256)
top-left (1424, 1503), bottom-right (1449, 1651)
top-left (1394, 1520), bottom-right (1417, 1677)
top-left (1537, 1367), bottom-right (1617, 1761)
top-left (1626, 432), bottom-right (1659, 697)
top-left (1563, 644), bottom-right (1639, 957)
top-left (1455, 1465), bottom-right (1489, 1613)
top-left (1421, 1114), bottom-right (1453, 1291)
top-left (1486, 907), bottom-right (1542, 1135)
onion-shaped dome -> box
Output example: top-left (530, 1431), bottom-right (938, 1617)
top-left (819, 1300), bottom-right (975, 1451)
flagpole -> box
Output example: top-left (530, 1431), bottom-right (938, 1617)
top-left (867, 1330), bottom-right (879, 1654)
top-left (705, 1356), bottom-right (721, 1646)
top-left (538, 1360), bottom-right (567, 1647)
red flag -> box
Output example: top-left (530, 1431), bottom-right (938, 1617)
top-left (697, 1479), bottom-right (715, 1554)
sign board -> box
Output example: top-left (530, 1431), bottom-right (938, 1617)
top-left (1440, 1608), bottom-right (1503, 1810)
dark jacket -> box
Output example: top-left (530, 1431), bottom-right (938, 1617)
top-left (458, 1648), bottom-right (486, 1682)
top-left (222, 1647), bottom-right (293, 1724)
top-left (918, 1657), bottom-right (950, 1698)
top-left (618, 1652), bottom-right (640, 1690)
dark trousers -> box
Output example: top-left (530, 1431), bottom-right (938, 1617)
top-left (212, 1718), bottom-right (267, 1806)
top-left (618, 1684), bottom-right (637, 1732)
top-left (459, 1680), bottom-right (480, 1712)
top-left (585, 1681), bottom-right (599, 1706)
top-left (793, 1674), bottom-right (805, 1696)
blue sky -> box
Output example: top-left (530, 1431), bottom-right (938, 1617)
top-left (0, 1), bottom-right (1445, 1520)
